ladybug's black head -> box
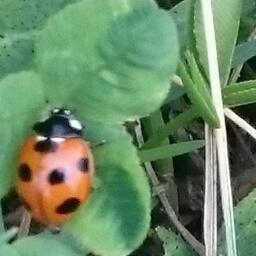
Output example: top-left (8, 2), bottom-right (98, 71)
top-left (33, 108), bottom-right (83, 138)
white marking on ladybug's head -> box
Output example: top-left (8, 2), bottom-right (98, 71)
top-left (51, 137), bottom-right (65, 143)
top-left (64, 109), bottom-right (71, 115)
top-left (52, 108), bottom-right (60, 114)
top-left (36, 135), bottom-right (47, 141)
top-left (69, 119), bottom-right (83, 130)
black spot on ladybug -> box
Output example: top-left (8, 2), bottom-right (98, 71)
top-left (34, 139), bottom-right (57, 153)
top-left (56, 198), bottom-right (81, 214)
top-left (18, 164), bottom-right (32, 182)
top-left (77, 158), bottom-right (89, 173)
top-left (48, 169), bottom-right (65, 185)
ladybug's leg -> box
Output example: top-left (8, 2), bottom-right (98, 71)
top-left (90, 140), bottom-right (106, 149)
top-left (17, 208), bottom-right (31, 238)
top-left (48, 225), bottom-right (61, 234)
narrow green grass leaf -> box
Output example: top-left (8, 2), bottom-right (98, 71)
top-left (185, 51), bottom-right (219, 123)
top-left (223, 80), bottom-right (256, 107)
top-left (142, 110), bottom-right (173, 170)
top-left (232, 40), bottom-right (256, 68)
top-left (139, 140), bottom-right (204, 162)
top-left (179, 60), bottom-right (219, 128)
top-left (64, 136), bottom-right (150, 256)
top-left (142, 106), bottom-right (198, 149)
top-left (142, 110), bottom-right (178, 211)
top-left (0, 71), bottom-right (46, 198)
top-left (219, 188), bottom-right (256, 255)
top-left (194, 0), bottom-right (242, 86)
top-left (157, 226), bottom-right (197, 256)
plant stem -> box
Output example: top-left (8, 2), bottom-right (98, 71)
top-left (141, 106), bottom-right (198, 149)
top-left (200, 1), bottom-right (237, 256)
top-left (225, 108), bottom-right (256, 140)
top-left (204, 125), bottom-right (217, 256)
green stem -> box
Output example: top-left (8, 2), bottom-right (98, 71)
top-left (141, 106), bottom-right (199, 149)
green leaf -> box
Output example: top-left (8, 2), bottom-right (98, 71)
top-left (179, 53), bottom-right (219, 128)
top-left (239, 0), bottom-right (256, 41)
top-left (79, 118), bottom-right (128, 144)
top-left (0, 0), bottom-right (78, 79)
top-left (138, 140), bottom-right (204, 162)
top-left (194, 0), bottom-right (242, 86)
top-left (241, 0), bottom-right (256, 18)
top-left (170, 0), bottom-right (195, 50)
top-left (157, 226), bottom-right (197, 256)
top-left (219, 188), bottom-right (256, 255)
top-left (0, 245), bottom-right (19, 256)
top-left (13, 235), bottom-right (83, 256)
top-left (64, 136), bottom-right (151, 256)
top-left (232, 40), bottom-right (256, 68)
top-left (223, 80), bottom-right (256, 107)
top-left (0, 71), bottom-right (46, 198)
top-left (36, 0), bottom-right (179, 123)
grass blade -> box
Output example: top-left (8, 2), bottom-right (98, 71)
top-left (142, 110), bottom-right (178, 212)
top-left (179, 59), bottom-right (219, 128)
top-left (223, 80), bottom-right (256, 107)
top-left (142, 106), bottom-right (198, 149)
top-left (138, 140), bottom-right (204, 162)
top-left (195, 0), bottom-right (241, 86)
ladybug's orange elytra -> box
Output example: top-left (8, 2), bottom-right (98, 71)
top-left (16, 109), bottom-right (94, 225)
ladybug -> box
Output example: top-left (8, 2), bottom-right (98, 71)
top-left (16, 109), bottom-right (94, 225)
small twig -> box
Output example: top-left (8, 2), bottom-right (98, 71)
top-left (146, 162), bottom-right (205, 255)
top-left (17, 208), bottom-right (31, 239)
top-left (134, 121), bottom-right (205, 256)
top-left (229, 122), bottom-right (256, 166)
top-left (225, 108), bottom-right (256, 141)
